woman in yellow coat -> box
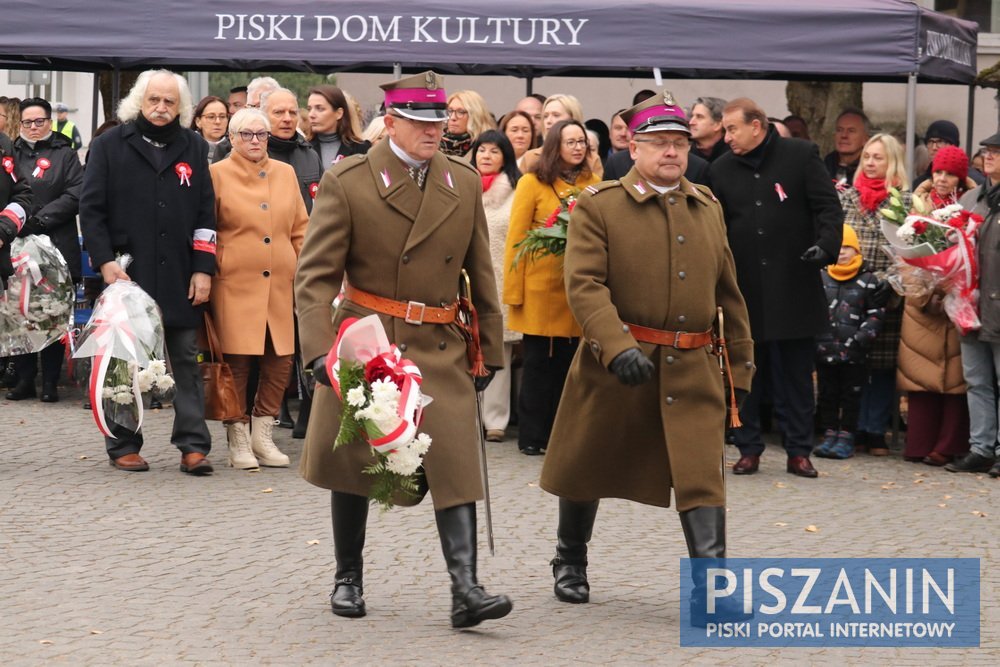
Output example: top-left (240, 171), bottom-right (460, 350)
top-left (209, 108), bottom-right (309, 470)
top-left (503, 119), bottom-right (600, 455)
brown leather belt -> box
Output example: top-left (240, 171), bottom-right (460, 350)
top-left (344, 284), bottom-right (457, 325)
top-left (626, 323), bottom-right (714, 349)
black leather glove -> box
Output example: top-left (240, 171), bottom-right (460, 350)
top-left (609, 348), bottom-right (655, 386)
top-left (800, 245), bottom-right (832, 266)
top-left (18, 216), bottom-right (45, 237)
top-left (310, 356), bottom-right (332, 387)
top-left (870, 280), bottom-right (893, 308)
top-left (473, 368), bottom-right (495, 393)
top-left (734, 388), bottom-right (749, 411)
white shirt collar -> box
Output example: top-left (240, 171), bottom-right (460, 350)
top-left (388, 139), bottom-right (427, 170)
top-left (648, 182), bottom-right (680, 194)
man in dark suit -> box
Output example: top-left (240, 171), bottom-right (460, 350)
top-left (80, 69), bottom-right (217, 475)
top-left (709, 98), bottom-right (843, 479)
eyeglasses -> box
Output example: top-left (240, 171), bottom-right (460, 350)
top-left (562, 139), bottom-right (588, 148)
top-left (238, 130), bottom-right (269, 142)
top-left (634, 138), bottom-right (691, 152)
top-left (982, 147), bottom-right (1000, 157)
top-left (926, 138), bottom-right (949, 148)
top-left (201, 114), bottom-right (228, 122)
top-left (20, 118), bottom-right (51, 128)
top-left (446, 109), bottom-right (469, 118)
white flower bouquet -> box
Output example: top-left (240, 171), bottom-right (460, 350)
top-left (0, 234), bottom-right (74, 355)
top-left (72, 256), bottom-right (175, 437)
top-left (329, 314), bottom-right (433, 510)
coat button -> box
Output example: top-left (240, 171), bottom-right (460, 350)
top-left (666, 355), bottom-right (675, 364)
top-left (445, 255), bottom-right (453, 263)
top-left (757, 228), bottom-right (765, 235)
top-left (439, 300), bottom-right (448, 307)
top-left (677, 235), bottom-right (685, 243)
top-left (678, 315), bottom-right (687, 323)
top-left (678, 271), bottom-right (686, 280)
top-left (745, 361), bottom-right (753, 369)
top-left (263, 236), bottom-right (271, 244)
top-left (668, 197), bottom-right (676, 205)
top-left (761, 259), bottom-right (768, 266)
top-left (591, 341), bottom-right (600, 352)
top-left (262, 270), bottom-right (270, 277)
top-left (754, 173), bottom-right (760, 179)
top-left (399, 343), bottom-right (407, 352)
top-left (259, 171), bottom-right (267, 178)
top-left (755, 200), bottom-right (762, 207)
top-left (260, 202), bottom-right (269, 210)
top-left (160, 231), bottom-right (167, 238)
top-left (622, 324), bottom-right (630, 333)
top-left (158, 201), bottom-right (166, 208)
top-left (438, 341), bottom-right (447, 350)
top-left (160, 259), bottom-right (166, 265)
top-left (666, 396), bottom-right (675, 405)
top-left (402, 255), bottom-right (410, 264)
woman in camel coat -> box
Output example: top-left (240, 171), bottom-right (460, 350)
top-left (209, 108), bottom-right (309, 470)
top-left (899, 145), bottom-right (973, 465)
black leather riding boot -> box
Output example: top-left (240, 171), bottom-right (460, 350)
top-left (435, 503), bottom-right (513, 628)
top-left (330, 491), bottom-right (369, 618)
top-left (551, 498), bottom-right (599, 603)
top-left (679, 505), bottom-right (749, 626)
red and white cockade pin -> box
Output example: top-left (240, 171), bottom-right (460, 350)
top-left (175, 162), bottom-right (193, 187)
top-left (309, 182), bottom-right (319, 199)
top-left (32, 157), bottom-right (51, 179)
top-left (774, 182), bottom-right (788, 202)
top-left (2, 156), bottom-right (16, 182)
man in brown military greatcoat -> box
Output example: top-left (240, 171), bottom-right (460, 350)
top-left (539, 92), bottom-right (754, 619)
top-left (294, 71), bottom-right (511, 628)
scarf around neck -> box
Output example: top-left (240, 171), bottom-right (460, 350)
top-left (134, 114), bottom-right (181, 144)
top-left (440, 131), bottom-right (472, 156)
top-left (853, 172), bottom-right (889, 213)
top-left (827, 254), bottom-right (864, 281)
top-left (480, 172), bottom-right (499, 192)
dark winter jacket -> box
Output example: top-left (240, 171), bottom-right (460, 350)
top-left (816, 265), bottom-right (883, 364)
top-left (308, 136), bottom-right (371, 170)
top-left (267, 133), bottom-right (323, 213)
top-left (0, 134), bottom-right (34, 289)
top-left (710, 127), bottom-right (844, 341)
top-left (79, 122), bottom-right (216, 329)
top-left (13, 133), bottom-right (84, 279)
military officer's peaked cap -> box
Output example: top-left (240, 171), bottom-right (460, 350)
top-left (621, 90), bottom-right (690, 135)
top-left (380, 71), bottom-right (448, 122)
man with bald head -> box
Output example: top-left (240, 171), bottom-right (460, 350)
top-left (263, 88), bottom-right (323, 214)
top-left (80, 69), bottom-right (217, 475)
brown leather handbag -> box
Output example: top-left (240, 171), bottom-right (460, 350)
top-left (200, 312), bottom-right (243, 421)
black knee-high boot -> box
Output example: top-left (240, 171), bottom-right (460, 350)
top-left (551, 498), bottom-right (599, 603)
top-left (435, 503), bottom-right (513, 628)
top-left (330, 491), bottom-right (369, 617)
top-left (678, 506), bottom-right (750, 626)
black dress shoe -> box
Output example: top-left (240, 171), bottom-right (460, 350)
top-left (990, 461), bottom-right (1000, 478)
top-left (40, 383), bottom-right (59, 403)
top-left (330, 577), bottom-right (366, 617)
top-left (5, 381), bottom-right (36, 401)
top-left (552, 558), bottom-right (590, 603)
top-left (520, 446), bottom-right (544, 456)
top-left (0, 366), bottom-right (17, 389)
top-left (149, 398), bottom-right (163, 410)
top-left (945, 451), bottom-right (996, 473)
top-left (787, 456), bottom-right (818, 478)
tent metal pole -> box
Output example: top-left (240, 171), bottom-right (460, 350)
top-left (905, 72), bottom-right (917, 185)
top-left (393, 62), bottom-right (401, 81)
top-left (966, 85), bottom-right (976, 155)
top-left (111, 66), bottom-right (121, 113)
top-left (91, 71), bottom-right (101, 136)
top-left (526, 76), bottom-right (533, 96)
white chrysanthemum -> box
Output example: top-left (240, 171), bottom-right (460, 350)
top-left (113, 391), bottom-right (134, 405)
top-left (370, 378), bottom-right (401, 403)
top-left (897, 220), bottom-right (916, 244)
top-left (411, 432), bottom-right (432, 455)
top-left (102, 387), bottom-right (115, 399)
top-left (386, 448), bottom-right (421, 476)
top-left (155, 374), bottom-right (175, 391)
top-left (135, 369), bottom-right (155, 393)
top-left (147, 359), bottom-right (167, 375)
top-left (346, 386), bottom-right (367, 407)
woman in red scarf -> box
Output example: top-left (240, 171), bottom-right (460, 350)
top-left (899, 145), bottom-right (975, 466)
top-left (840, 133), bottom-right (909, 455)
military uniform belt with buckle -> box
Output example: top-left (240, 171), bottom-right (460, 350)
top-left (344, 284), bottom-right (457, 325)
top-left (626, 323), bottom-right (713, 349)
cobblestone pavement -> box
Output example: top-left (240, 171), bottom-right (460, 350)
top-left (0, 385), bottom-right (996, 666)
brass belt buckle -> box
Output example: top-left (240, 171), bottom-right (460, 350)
top-left (405, 300), bottom-right (427, 325)
top-left (673, 331), bottom-right (687, 348)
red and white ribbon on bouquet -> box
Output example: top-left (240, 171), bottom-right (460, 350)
top-left (32, 157), bottom-right (51, 179)
top-left (10, 251), bottom-right (53, 316)
top-left (85, 290), bottom-right (145, 438)
top-left (326, 315), bottom-right (426, 454)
